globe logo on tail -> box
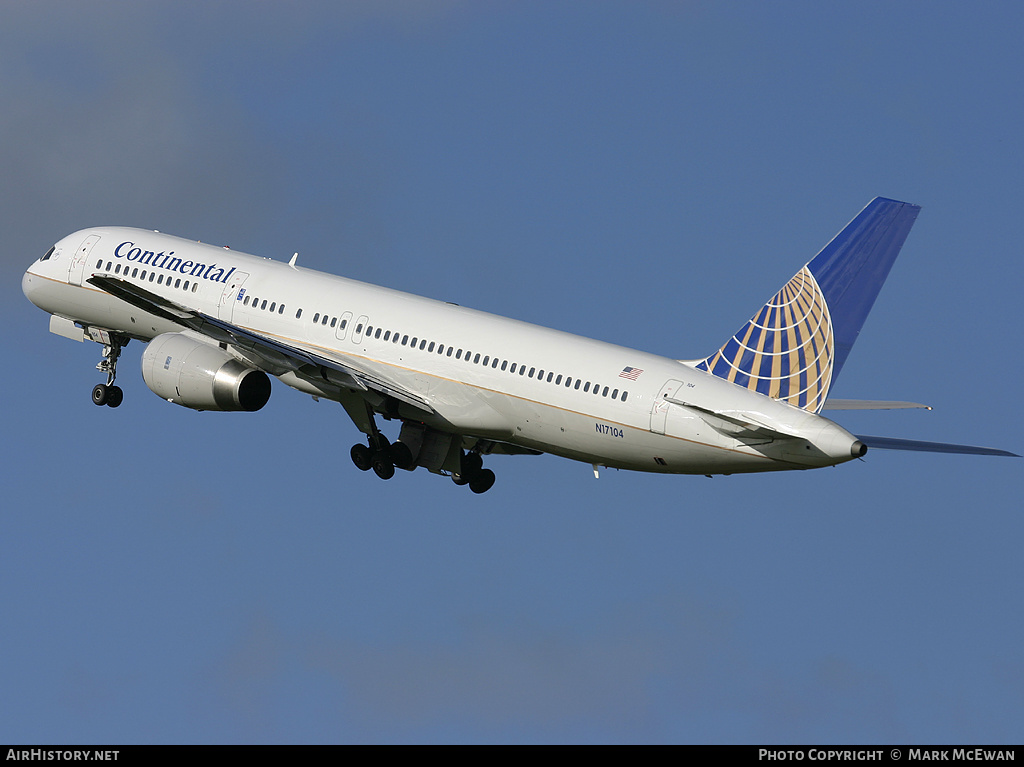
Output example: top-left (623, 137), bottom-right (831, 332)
top-left (696, 267), bottom-right (834, 413)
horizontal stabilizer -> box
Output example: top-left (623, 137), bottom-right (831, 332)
top-left (668, 397), bottom-right (802, 440)
top-left (823, 399), bottom-right (931, 410)
top-left (856, 435), bottom-right (1020, 457)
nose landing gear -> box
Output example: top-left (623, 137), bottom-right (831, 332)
top-left (90, 332), bottom-right (128, 408)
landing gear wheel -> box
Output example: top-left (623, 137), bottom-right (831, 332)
top-left (389, 441), bottom-right (414, 470)
top-left (469, 468), bottom-right (496, 494)
top-left (106, 385), bottom-right (123, 408)
top-left (372, 455), bottom-right (395, 480)
top-left (452, 474), bottom-right (470, 486)
top-left (350, 443), bottom-right (373, 471)
top-left (92, 384), bottom-right (109, 406)
top-left (461, 452), bottom-right (483, 477)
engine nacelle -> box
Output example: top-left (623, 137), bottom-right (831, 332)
top-left (141, 332), bottom-right (271, 412)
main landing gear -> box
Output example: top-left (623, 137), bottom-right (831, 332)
top-left (347, 410), bottom-right (496, 493)
top-left (451, 451), bottom-right (496, 494)
top-left (349, 432), bottom-right (413, 481)
top-left (91, 334), bottom-right (128, 408)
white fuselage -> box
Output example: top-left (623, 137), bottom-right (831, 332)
top-left (23, 227), bottom-right (863, 475)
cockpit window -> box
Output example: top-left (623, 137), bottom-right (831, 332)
top-left (40, 246), bottom-right (55, 262)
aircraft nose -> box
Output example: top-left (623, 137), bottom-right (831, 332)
top-left (22, 269), bottom-right (36, 302)
top-left (23, 268), bottom-right (48, 311)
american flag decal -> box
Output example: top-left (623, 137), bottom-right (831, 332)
top-left (619, 366), bottom-right (643, 381)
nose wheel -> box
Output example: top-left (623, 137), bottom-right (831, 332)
top-left (92, 383), bottom-right (123, 408)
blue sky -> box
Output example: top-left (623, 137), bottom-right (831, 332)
top-left (2, 2), bottom-right (1021, 743)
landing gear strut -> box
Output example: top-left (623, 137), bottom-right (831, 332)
top-left (91, 334), bottom-right (128, 408)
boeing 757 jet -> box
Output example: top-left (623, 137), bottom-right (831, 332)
top-left (22, 198), bottom-right (1017, 493)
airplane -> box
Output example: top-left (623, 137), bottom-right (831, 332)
top-left (22, 197), bottom-right (1017, 493)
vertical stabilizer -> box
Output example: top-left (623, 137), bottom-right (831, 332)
top-left (695, 197), bottom-right (920, 413)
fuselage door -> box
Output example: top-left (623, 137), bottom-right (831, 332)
top-left (336, 311), bottom-right (354, 341)
top-left (218, 270), bottom-right (249, 321)
top-left (68, 234), bottom-right (101, 286)
top-left (650, 379), bottom-right (685, 434)
top-left (352, 314), bottom-right (368, 344)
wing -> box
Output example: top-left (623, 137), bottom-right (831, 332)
top-left (87, 274), bottom-right (435, 414)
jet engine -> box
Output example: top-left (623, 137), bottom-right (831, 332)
top-left (141, 332), bottom-right (271, 412)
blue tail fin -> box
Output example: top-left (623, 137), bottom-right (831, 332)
top-left (695, 197), bottom-right (921, 413)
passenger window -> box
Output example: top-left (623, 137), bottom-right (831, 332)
top-left (384, 331), bottom-right (391, 341)
top-left (192, 283), bottom-right (198, 292)
top-left (602, 386), bottom-right (609, 397)
top-left (115, 264), bottom-right (122, 274)
top-left (132, 268), bottom-right (139, 278)
top-left (612, 388), bottom-right (618, 399)
top-left (574, 380), bottom-right (581, 390)
top-left (158, 275), bottom-right (164, 285)
top-left (367, 326), bottom-right (374, 336)
top-left (491, 358), bottom-right (499, 369)
top-left (296, 309), bottom-right (302, 318)
top-left (357, 324), bottom-right (364, 334)
top-left (375, 328), bottom-right (382, 339)
top-left (419, 340), bottom-right (427, 350)
top-left (175, 279), bottom-right (181, 288)
top-left (520, 366), bottom-right (526, 376)
top-left (565, 377), bottom-right (572, 387)
top-left (455, 349), bottom-right (462, 359)
top-left (269, 302), bottom-right (276, 312)
top-left (621, 391), bottom-right (628, 402)
top-left (428, 342), bottom-right (435, 352)
top-left (447, 347), bottom-right (454, 357)
top-left (509, 363), bottom-right (515, 373)
top-left (140, 271), bottom-right (147, 280)
top-left (546, 373), bottom-right (553, 383)
top-left (106, 261), bottom-right (112, 271)
top-left (313, 312), bottom-right (320, 323)
top-left (340, 319), bottom-right (347, 329)
top-left (261, 300), bottom-right (267, 310)
top-left (501, 361), bottom-right (508, 371)
top-left (529, 367), bottom-right (536, 378)
top-left (183, 280), bottom-right (189, 290)
top-left (474, 354), bottom-right (481, 364)
top-left (584, 382), bottom-right (590, 392)
top-left (279, 305), bottom-right (285, 314)
top-left (95, 259), bottom-right (101, 268)
top-left (330, 317), bottom-right (337, 328)
top-left (321, 315), bottom-right (328, 325)
top-left (555, 375), bottom-right (562, 385)
top-left (402, 335), bottom-right (409, 346)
